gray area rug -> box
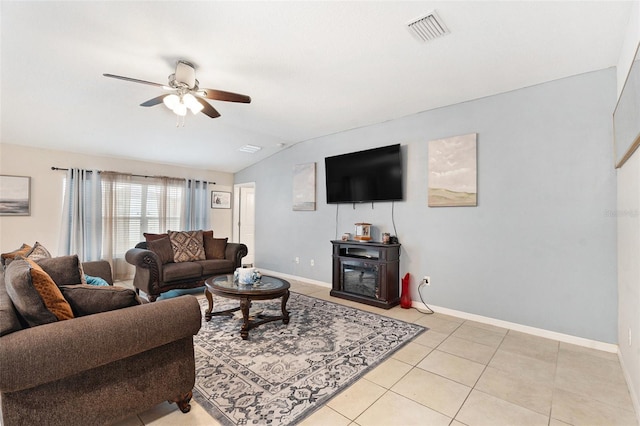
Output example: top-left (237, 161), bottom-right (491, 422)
top-left (193, 292), bottom-right (425, 425)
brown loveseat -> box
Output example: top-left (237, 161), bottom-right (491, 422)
top-left (126, 231), bottom-right (248, 302)
top-left (0, 257), bottom-right (202, 426)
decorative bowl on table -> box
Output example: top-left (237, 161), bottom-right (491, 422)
top-left (234, 267), bottom-right (261, 285)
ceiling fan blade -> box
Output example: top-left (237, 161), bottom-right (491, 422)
top-left (201, 88), bottom-right (251, 103)
top-left (197, 98), bottom-right (221, 118)
top-left (140, 95), bottom-right (168, 107)
top-left (103, 73), bottom-right (167, 88)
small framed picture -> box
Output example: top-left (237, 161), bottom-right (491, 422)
top-left (211, 191), bottom-right (231, 209)
top-left (0, 175), bottom-right (31, 216)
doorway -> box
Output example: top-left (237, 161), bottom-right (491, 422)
top-left (233, 183), bottom-right (255, 266)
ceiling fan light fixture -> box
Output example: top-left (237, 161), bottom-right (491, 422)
top-left (163, 94), bottom-right (180, 110)
top-left (174, 102), bottom-right (188, 116)
top-left (183, 93), bottom-right (203, 114)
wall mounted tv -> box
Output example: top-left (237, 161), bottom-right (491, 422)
top-left (325, 144), bottom-right (403, 204)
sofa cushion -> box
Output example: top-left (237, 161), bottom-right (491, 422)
top-left (0, 268), bottom-right (23, 336)
top-left (162, 262), bottom-right (203, 283)
top-left (147, 237), bottom-right (174, 264)
top-left (25, 241), bottom-right (52, 261)
top-left (4, 259), bottom-right (71, 327)
top-left (196, 259), bottom-right (235, 276)
top-left (168, 230), bottom-right (205, 262)
top-left (36, 255), bottom-right (84, 286)
top-left (205, 237), bottom-right (228, 260)
top-left (144, 232), bottom-right (169, 242)
top-left (59, 285), bottom-right (141, 316)
top-left (1, 243), bottom-right (32, 267)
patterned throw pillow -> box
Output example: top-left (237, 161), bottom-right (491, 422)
top-left (24, 259), bottom-right (74, 320)
top-left (4, 258), bottom-right (74, 326)
top-left (168, 230), bottom-right (206, 263)
top-left (1, 243), bottom-right (32, 267)
top-left (25, 242), bottom-right (52, 261)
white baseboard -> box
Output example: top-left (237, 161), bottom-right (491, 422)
top-left (258, 268), bottom-right (332, 289)
top-left (259, 269), bottom-right (619, 354)
top-left (413, 300), bottom-right (619, 353)
top-left (618, 351), bottom-right (640, 424)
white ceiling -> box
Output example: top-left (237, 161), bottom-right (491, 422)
top-left (0, 1), bottom-right (633, 173)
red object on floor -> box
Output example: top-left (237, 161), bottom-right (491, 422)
top-left (400, 273), bottom-right (412, 309)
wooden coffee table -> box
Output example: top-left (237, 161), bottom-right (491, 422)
top-left (204, 274), bottom-right (290, 340)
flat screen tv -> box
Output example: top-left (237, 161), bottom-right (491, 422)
top-left (325, 144), bottom-right (403, 204)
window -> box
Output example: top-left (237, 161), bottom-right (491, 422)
top-left (102, 174), bottom-right (184, 259)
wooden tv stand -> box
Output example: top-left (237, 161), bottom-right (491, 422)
top-left (330, 240), bottom-right (401, 309)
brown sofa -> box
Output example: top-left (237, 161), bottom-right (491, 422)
top-left (126, 239), bottom-right (248, 302)
top-left (0, 258), bottom-right (202, 426)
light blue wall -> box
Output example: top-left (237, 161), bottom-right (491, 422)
top-left (236, 68), bottom-right (618, 343)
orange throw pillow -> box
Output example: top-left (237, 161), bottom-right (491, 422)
top-left (25, 258), bottom-right (74, 321)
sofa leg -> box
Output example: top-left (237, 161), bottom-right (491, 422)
top-left (169, 391), bottom-right (193, 413)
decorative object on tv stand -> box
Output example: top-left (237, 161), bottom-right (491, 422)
top-left (400, 272), bottom-right (412, 309)
top-left (354, 223), bottom-right (371, 241)
top-left (428, 133), bottom-right (477, 207)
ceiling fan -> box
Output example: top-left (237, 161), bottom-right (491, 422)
top-left (103, 60), bottom-right (251, 123)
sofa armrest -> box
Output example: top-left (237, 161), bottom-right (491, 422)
top-left (81, 260), bottom-right (113, 285)
top-left (225, 243), bottom-right (248, 268)
top-left (0, 295), bottom-right (201, 393)
top-left (125, 247), bottom-right (163, 296)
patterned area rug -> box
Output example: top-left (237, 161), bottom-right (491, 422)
top-left (192, 292), bottom-right (425, 425)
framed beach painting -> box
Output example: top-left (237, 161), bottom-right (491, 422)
top-left (0, 175), bottom-right (31, 216)
top-left (211, 191), bottom-right (231, 209)
top-left (292, 162), bottom-right (316, 211)
top-left (428, 133), bottom-right (477, 207)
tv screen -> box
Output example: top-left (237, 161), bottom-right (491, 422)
top-left (325, 144), bottom-right (403, 204)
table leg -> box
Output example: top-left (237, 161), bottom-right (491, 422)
top-left (204, 288), bottom-right (213, 321)
top-left (281, 290), bottom-right (290, 324)
top-left (240, 298), bottom-right (250, 340)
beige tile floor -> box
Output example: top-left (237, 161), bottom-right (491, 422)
top-left (114, 279), bottom-right (638, 426)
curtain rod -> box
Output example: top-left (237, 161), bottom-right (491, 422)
top-left (51, 167), bottom-right (217, 185)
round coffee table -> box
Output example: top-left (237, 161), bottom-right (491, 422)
top-left (204, 274), bottom-right (290, 340)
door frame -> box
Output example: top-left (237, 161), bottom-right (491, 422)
top-left (233, 182), bottom-right (256, 258)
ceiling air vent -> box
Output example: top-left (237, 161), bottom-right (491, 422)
top-left (407, 11), bottom-right (449, 42)
top-left (238, 144), bottom-right (262, 154)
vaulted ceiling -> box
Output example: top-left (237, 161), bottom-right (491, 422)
top-left (1, 1), bottom-right (633, 173)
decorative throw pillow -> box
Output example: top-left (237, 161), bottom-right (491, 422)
top-left (25, 242), bottom-right (52, 261)
top-left (0, 268), bottom-right (24, 336)
top-left (206, 237), bottom-right (228, 260)
top-left (59, 285), bottom-right (141, 317)
top-left (36, 255), bottom-right (84, 286)
top-left (144, 232), bottom-right (169, 242)
top-left (147, 237), bottom-right (174, 264)
top-left (1, 243), bottom-right (32, 267)
top-left (84, 274), bottom-right (110, 286)
top-left (4, 258), bottom-right (74, 327)
top-left (168, 230), bottom-right (205, 263)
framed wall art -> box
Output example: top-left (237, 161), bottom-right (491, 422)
top-left (428, 133), bottom-right (477, 207)
top-left (211, 191), bottom-right (231, 209)
top-left (0, 175), bottom-right (31, 216)
top-left (292, 162), bottom-right (316, 211)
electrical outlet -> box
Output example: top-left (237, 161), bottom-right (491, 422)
top-left (423, 276), bottom-right (431, 286)
top-left (310, 259), bottom-right (315, 267)
top-left (295, 257), bottom-right (300, 264)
